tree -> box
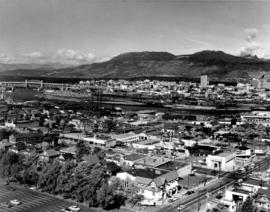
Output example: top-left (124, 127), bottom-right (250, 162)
top-left (97, 180), bottom-right (127, 210)
top-left (55, 161), bottom-right (76, 198)
top-left (0, 152), bottom-right (20, 181)
top-left (129, 194), bottom-right (144, 208)
top-left (38, 161), bottom-right (62, 194)
top-left (240, 196), bottom-right (255, 212)
top-left (76, 140), bottom-right (90, 160)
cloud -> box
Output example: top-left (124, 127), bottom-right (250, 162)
top-left (0, 54), bottom-right (11, 63)
top-left (244, 28), bottom-right (258, 42)
top-left (24, 52), bottom-right (45, 59)
top-left (238, 28), bottom-right (269, 58)
top-left (55, 49), bottom-right (95, 65)
top-left (239, 42), bottom-right (262, 57)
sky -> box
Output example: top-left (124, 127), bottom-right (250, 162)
top-left (0, 0), bottom-right (270, 64)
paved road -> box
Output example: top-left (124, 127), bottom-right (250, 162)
top-left (0, 184), bottom-right (95, 212)
top-left (156, 176), bottom-right (235, 212)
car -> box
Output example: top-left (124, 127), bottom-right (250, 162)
top-left (184, 190), bottom-right (195, 195)
top-left (5, 181), bottom-right (9, 185)
top-left (10, 199), bottom-right (21, 205)
top-left (60, 209), bottom-right (72, 212)
top-left (6, 186), bottom-right (16, 191)
top-left (29, 186), bottom-right (37, 190)
top-left (68, 205), bottom-right (81, 211)
top-left (0, 202), bottom-right (13, 208)
top-left (168, 198), bottom-right (177, 203)
top-left (215, 194), bottom-right (223, 200)
top-left (139, 200), bottom-right (156, 206)
top-left (177, 204), bottom-right (186, 211)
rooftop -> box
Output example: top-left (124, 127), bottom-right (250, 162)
top-left (156, 160), bottom-right (187, 171)
top-left (135, 155), bottom-right (171, 167)
top-left (124, 153), bottom-right (146, 162)
top-left (232, 188), bottom-right (250, 195)
top-left (127, 168), bottom-right (168, 179)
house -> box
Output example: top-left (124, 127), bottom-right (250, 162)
top-left (59, 146), bottom-right (77, 156)
top-left (242, 178), bottom-right (267, 191)
top-left (255, 187), bottom-right (270, 212)
top-left (39, 149), bottom-right (60, 162)
top-left (116, 168), bottom-right (180, 204)
top-left (57, 153), bottom-right (76, 164)
top-left (219, 188), bottom-right (250, 212)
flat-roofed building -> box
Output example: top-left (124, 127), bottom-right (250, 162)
top-left (206, 151), bottom-right (236, 172)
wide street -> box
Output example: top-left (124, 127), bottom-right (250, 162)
top-left (0, 183), bottom-right (96, 212)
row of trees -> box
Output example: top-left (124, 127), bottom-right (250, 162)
top-left (0, 150), bottom-right (127, 210)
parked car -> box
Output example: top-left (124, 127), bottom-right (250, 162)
top-left (177, 204), bottom-right (186, 211)
top-left (139, 200), bottom-right (156, 206)
top-left (168, 198), bottom-right (177, 203)
top-left (184, 190), bottom-right (195, 195)
top-left (29, 186), bottom-right (37, 190)
top-left (0, 202), bottom-right (13, 208)
top-left (6, 186), bottom-right (16, 191)
top-left (10, 200), bottom-right (21, 205)
top-left (215, 194), bottom-right (223, 200)
top-left (68, 205), bottom-right (81, 211)
top-left (60, 209), bottom-right (72, 212)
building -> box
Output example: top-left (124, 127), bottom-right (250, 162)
top-left (116, 168), bottom-right (180, 204)
top-left (200, 75), bottom-right (208, 88)
top-left (83, 135), bottom-right (116, 148)
top-left (39, 149), bottom-right (60, 163)
top-left (241, 111), bottom-right (270, 127)
top-left (255, 187), bottom-right (270, 212)
top-left (111, 132), bottom-right (148, 146)
top-left (206, 151), bottom-right (236, 172)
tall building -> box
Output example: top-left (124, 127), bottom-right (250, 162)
top-left (200, 75), bottom-right (208, 88)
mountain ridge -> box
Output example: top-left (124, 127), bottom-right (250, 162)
top-left (0, 50), bottom-right (270, 81)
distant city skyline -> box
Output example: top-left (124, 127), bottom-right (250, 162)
top-left (0, 0), bottom-right (270, 64)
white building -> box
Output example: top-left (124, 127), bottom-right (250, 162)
top-left (200, 75), bottom-right (208, 88)
top-left (206, 151), bottom-right (236, 172)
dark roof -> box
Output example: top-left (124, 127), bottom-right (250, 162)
top-left (244, 178), bottom-right (267, 186)
top-left (156, 161), bottom-right (187, 171)
top-left (106, 162), bottom-right (121, 172)
top-left (61, 153), bottom-right (75, 160)
top-left (232, 188), bottom-right (250, 195)
top-left (257, 188), bottom-right (270, 199)
top-left (127, 168), bottom-right (168, 179)
top-left (124, 154), bottom-right (146, 162)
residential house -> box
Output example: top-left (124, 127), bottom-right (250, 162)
top-left (39, 149), bottom-right (60, 163)
top-left (116, 168), bottom-right (180, 204)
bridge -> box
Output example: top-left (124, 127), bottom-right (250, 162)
top-left (0, 80), bottom-right (71, 90)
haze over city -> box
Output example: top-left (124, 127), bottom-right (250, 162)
top-left (0, 0), bottom-right (270, 65)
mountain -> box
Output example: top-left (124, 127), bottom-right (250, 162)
top-left (1, 50), bottom-right (270, 81)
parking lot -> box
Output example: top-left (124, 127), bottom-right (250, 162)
top-left (0, 184), bottom-right (95, 212)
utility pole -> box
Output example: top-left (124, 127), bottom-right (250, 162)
top-left (197, 189), bottom-right (202, 212)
